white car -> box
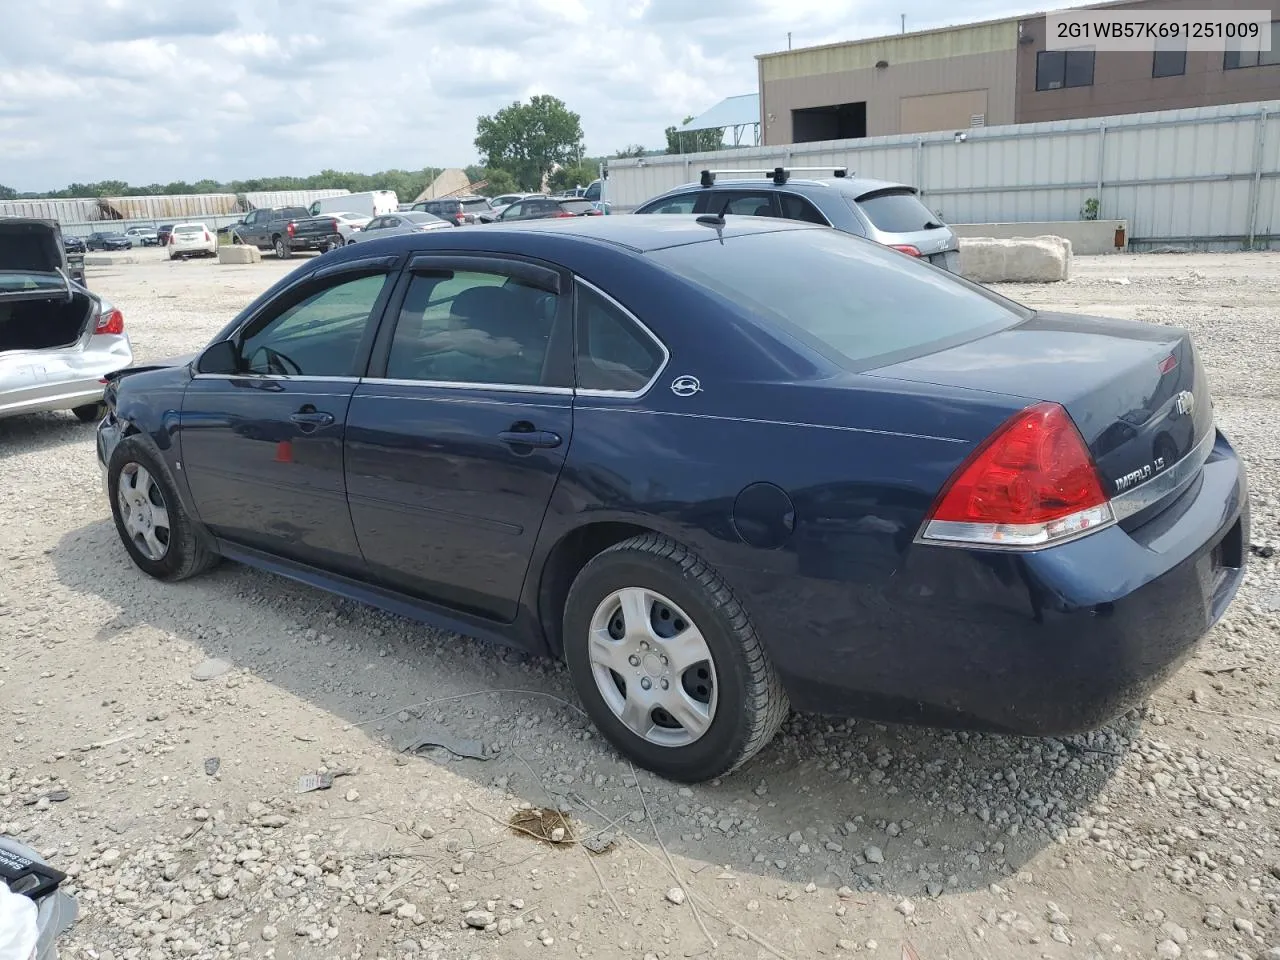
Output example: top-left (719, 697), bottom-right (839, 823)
top-left (167, 222), bottom-right (218, 260)
top-left (329, 212), bottom-right (373, 245)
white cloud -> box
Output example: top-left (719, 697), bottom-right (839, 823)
top-left (0, 0), bottom-right (1092, 192)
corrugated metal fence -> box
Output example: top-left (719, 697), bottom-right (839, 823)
top-left (606, 99), bottom-right (1280, 249)
top-left (0, 189), bottom-right (350, 239)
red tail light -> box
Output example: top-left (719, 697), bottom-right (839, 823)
top-left (167, 232), bottom-right (175, 245)
top-left (552, 211), bottom-right (576, 218)
top-left (94, 307), bottom-right (125, 336)
top-left (455, 212), bottom-right (466, 224)
top-left (919, 402), bottom-right (1114, 548)
top-left (332, 218), bottom-right (341, 233)
top-left (203, 230), bottom-right (212, 242)
top-left (890, 244), bottom-right (923, 257)
top-left (287, 222), bottom-right (296, 237)
top-left (1158, 353), bottom-right (1178, 375)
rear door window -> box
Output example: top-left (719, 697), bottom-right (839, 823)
top-left (778, 193), bottom-right (829, 225)
top-left (650, 227), bottom-right (1028, 371)
top-left (711, 192), bottom-right (778, 217)
top-left (852, 189), bottom-right (942, 233)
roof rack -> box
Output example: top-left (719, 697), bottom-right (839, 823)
top-left (699, 166), bottom-right (849, 187)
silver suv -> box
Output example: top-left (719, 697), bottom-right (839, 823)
top-left (633, 167), bottom-right (960, 273)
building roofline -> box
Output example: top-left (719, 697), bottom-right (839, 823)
top-left (755, 0), bottom-right (1149, 61)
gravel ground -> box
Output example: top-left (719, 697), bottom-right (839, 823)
top-left (2, 248), bottom-right (1279, 960)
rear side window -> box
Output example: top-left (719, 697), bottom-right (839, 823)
top-left (649, 228), bottom-right (1028, 370)
top-left (852, 189), bottom-right (941, 233)
top-left (575, 283), bottom-right (665, 393)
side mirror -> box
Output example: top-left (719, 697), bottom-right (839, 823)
top-left (196, 339), bottom-right (239, 375)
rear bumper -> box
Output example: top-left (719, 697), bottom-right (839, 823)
top-left (288, 233), bottom-right (342, 250)
top-left (0, 337), bottom-right (133, 419)
top-left (734, 429), bottom-right (1248, 735)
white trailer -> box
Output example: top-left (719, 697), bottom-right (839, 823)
top-left (309, 190), bottom-right (399, 218)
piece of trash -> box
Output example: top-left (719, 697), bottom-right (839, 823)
top-left (191, 658), bottom-right (233, 682)
top-left (399, 728), bottom-right (489, 762)
top-left (204, 757), bottom-right (221, 776)
top-left (581, 832), bottom-right (617, 855)
top-left (297, 773), bottom-right (335, 794)
top-left (297, 767), bottom-right (355, 794)
top-left (508, 808), bottom-right (575, 846)
top-left (902, 942), bottom-right (923, 960)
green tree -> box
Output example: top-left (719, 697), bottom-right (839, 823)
top-left (474, 95), bottom-right (584, 192)
top-left (664, 116), bottom-right (724, 155)
top-left (614, 144), bottom-right (646, 159)
top-left (473, 167), bottom-right (519, 197)
top-left (0, 184), bottom-right (16, 200)
top-left (548, 163), bottom-right (598, 193)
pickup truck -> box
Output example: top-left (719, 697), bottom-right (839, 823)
top-left (231, 206), bottom-right (344, 259)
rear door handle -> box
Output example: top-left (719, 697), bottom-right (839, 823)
top-left (290, 411), bottom-right (335, 426)
top-left (498, 429), bottom-right (562, 449)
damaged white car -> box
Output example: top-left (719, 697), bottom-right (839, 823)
top-left (0, 218), bottom-right (133, 422)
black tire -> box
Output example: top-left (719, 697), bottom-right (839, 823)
top-left (273, 237), bottom-right (290, 259)
top-left (107, 436), bottom-right (218, 582)
top-left (563, 533), bottom-right (789, 782)
top-left (72, 402), bottom-right (104, 423)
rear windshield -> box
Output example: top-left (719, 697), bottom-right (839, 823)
top-left (852, 188), bottom-right (943, 234)
top-left (175, 225), bottom-right (204, 234)
top-left (278, 207), bottom-right (310, 219)
top-left (649, 228), bottom-right (1029, 370)
top-left (404, 212), bottom-right (443, 224)
top-left (560, 199), bottom-right (596, 215)
top-left (460, 199), bottom-right (491, 212)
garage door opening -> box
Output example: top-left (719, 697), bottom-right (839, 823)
top-left (792, 102), bottom-right (866, 143)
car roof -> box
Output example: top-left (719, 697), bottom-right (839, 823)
top-left (325, 213), bottom-right (816, 258)
top-left (654, 175), bottom-right (913, 200)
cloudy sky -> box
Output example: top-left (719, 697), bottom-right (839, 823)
top-left (2, 0), bottom-right (1088, 192)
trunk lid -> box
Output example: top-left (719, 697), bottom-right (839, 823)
top-left (0, 218), bottom-right (73, 304)
top-left (868, 311), bottom-right (1214, 517)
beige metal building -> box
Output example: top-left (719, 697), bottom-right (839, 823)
top-left (756, 0), bottom-right (1279, 145)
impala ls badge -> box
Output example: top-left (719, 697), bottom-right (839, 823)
top-left (670, 375), bottom-right (702, 398)
top-left (1174, 390), bottom-right (1194, 417)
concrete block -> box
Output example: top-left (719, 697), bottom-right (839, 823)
top-left (951, 220), bottom-right (1125, 255)
top-left (958, 235), bottom-right (1072, 284)
top-left (218, 244), bottom-right (263, 264)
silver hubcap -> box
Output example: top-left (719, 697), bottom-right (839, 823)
top-left (588, 588), bottom-right (717, 748)
top-left (117, 463), bottom-right (171, 561)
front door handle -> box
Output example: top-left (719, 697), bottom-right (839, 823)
top-left (498, 428), bottom-right (562, 449)
top-left (290, 410), bottom-right (335, 427)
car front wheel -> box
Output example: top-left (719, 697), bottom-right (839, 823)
top-left (563, 533), bottom-right (789, 782)
top-left (108, 437), bottom-right (218, 582)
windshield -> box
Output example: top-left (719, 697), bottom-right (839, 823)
top-left (649, 227), bottom-right (1030, 371)
top-left (852, 188), bottom-right (944, 233)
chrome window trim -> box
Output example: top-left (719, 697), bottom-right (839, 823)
top-left (191, 373), bottom-right (362, 383)
top-left (573, 277), bottom-right (670, 400)
top-left (360, 378), bottom-right (573, 396)
top-left (1109, 425), bottom-right (1216, 520)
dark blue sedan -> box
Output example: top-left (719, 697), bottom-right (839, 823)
top-left (96, 215), bottom-right (1249, 783)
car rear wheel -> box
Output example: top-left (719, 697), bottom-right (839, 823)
top-left (273, 238), bottom-right (290, 259)
top-left (108, 437), bottom-right (218, 582)
top-left (72, 403), bottom-right (103, 423)
top-left (563, 533), bottom-right (789, 782)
